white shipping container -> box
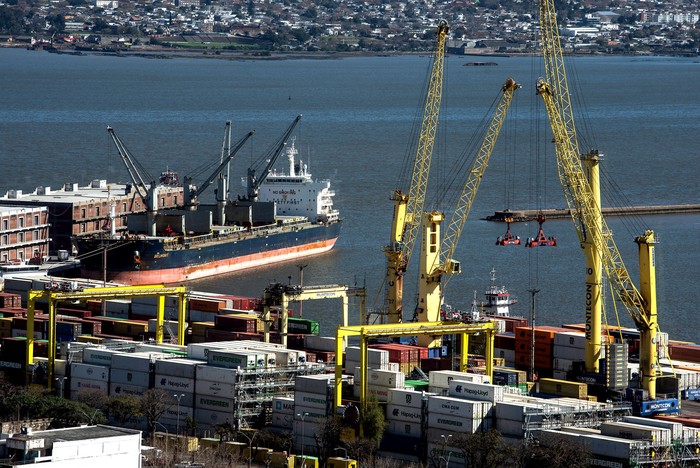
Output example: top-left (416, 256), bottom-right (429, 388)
top-left (600, 421), bottom-right (670, 443)
top-left (553, 331), bottom-right (587, 348)
top-left (195, 394), bottom-right (235, 412)
top-left (295, 374), bottom-right (335, 395)
top-left (195, 365), bottom-right (240, 385)
top-left (82, 347), bottom-right (121, 366)
top-left (621, 415), bottom-right (683, 439)
top-left (295, 391), bottom-right (330, 410)
top-left (110, 368), bottom-right (151, 388)
top-left (386, 404), bottom-right (423, 423)
top-left (683, 427), bottom-right (700, 442)
top-left (427, 396), bottom-right (492, 418)
top-left (579, 433), bottom-right (641, 459)
top-left (426, 443), bottom-right (466, 465)
top-left (346, 346), bottom-right (389, 367)
top-left (292, 404), bottom-right (328, 421)
top-left (428, 370), bottom-right (490, 388)
top-left (386, 420), bottom-right (423, 437)
top-left (387, 388), bottom-right (425, 409)
top-left (111, 352), bottom-right (166, 373)
top-left (272, 397), bottom-right (295, 414)
top-left (344, 359), bottom-right (391, 372)
top-left (70, 378), bottom-right (108, 394)
top-left (353, 367), bottom-right (405, 388)
top-left (494, 401), bottom-right (540, 422)
top-left (448, 380), bottom-right (504, 403)
top-left (352, 384), bottom-right (390, 402)
top-left (427, 412), bottom-right (487, 433)
top-left (195, 379), bottom-right (235, 398)
top-left (187, 341), bottom-right (240, 361)
top-left (552, 344), bottom-right (585, 361)
top-left (304, 335), bottom-right (344, 352)
top-left (161, 404), bottom-right (194, 421)
top-left (154, 358), bottom-right (202, 379)
top-left (154, 374), bottom-right (195, 393)
top-left (495, 418), bottom-right (525, 437)
top-left (207, 349), bottom-right (258, 369)
top-left (109, 382), bottom-right (148, 398)
top-left (70, 362), bottom-right (109, 382)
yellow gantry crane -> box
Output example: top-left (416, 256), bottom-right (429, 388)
top-left (384, 20), bottom-right (449, 324)
top-left (536, 0), bottom-right (661, 396)
top-left (26, 284), bottom-right (187, 388)
top-left (415, 79), bottom-right (521, 347)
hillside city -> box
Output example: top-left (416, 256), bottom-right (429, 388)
top-left (0, 0), bottom-right (699, 56)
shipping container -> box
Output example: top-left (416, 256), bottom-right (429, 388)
top-left (447, 380), bottom-right (504, 403)
top-left (195, 378), bottom-right (236, 398)
top-left (70, 362), bottom-right (109, 381)
top-left (110, 368), bottom-right (151, 388)
top-left (353, 367), bottom-right (405, 388)
top-left (195, 365), bottom-right (240, 385)
top-left (109, 382), bottom-right (149, 398)
top-left (538, 378), bottom-right (588, 399)
top-left (386, 404), bottom-right (423, 423)
top-left (600, 421), bottom-right (670, 443)
top-left (387, 388), bottom-right (424, 409)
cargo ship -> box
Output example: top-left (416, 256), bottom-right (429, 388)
top-left (76, 136), bottom-right (341, 285)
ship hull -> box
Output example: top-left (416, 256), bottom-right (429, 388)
top-left (77, 222), bottom-right (340, 285)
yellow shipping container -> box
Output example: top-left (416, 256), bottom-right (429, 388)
top-left (327, 457), bottom-right (358, 468)
top-left (77, 335), bottom-right (103, 344)
top-left (0, 317), bottom-right (13, 330)
top-left (539, 378), bottom-right (588, 399)
top-left (268, 451), bottom-right (296, 468)
top-left (222, 441), bottom-right (246, 456)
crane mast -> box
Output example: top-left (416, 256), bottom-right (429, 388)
top-left (384, 20), bottom-right (449, 324)
top-left (415, 79), bottom-right (520, 345)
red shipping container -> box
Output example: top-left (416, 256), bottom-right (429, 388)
top-left (57, 308), bottom-right (92, 319)
top-left (189, 297), bottom-right (226, 313)
top-left (514, 339), bottom-right (554, 357)
top-left (214, 314), bottom-right (257, 333)
top-left (495, 333), bottom-right (516, 350)
top-left (370, 344), bottom-right (410, 363)
top-left (420, 357), bottom-right (453, 372)
top-left (0, 308), bottom-right (26, 317)
top-left (0, 292), bottom-right (22, 308)
top-left (669, 344), bottom-right (700, 363)
top-left (515, 353), bottom-right (553, 369)
top-left (515, 326), bottom-right (568, 342)
top-left (204, 328), bottom-right (240, 341)
top-left (497, 316), bottom-right (529, 333)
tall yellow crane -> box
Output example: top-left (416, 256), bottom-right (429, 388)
top-left (538, 0), bottom-right (605, 377)
top-left (384, 20), bottom-right (449, 324)
top-left (415, 79), bottom-right (521, 348)
top-left (536, 81), bottom-right (661, 398)
top-left (537, 0), bottom-right (663, 398)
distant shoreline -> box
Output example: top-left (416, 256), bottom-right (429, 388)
top-left (2, 42), bottom-right (698, 61)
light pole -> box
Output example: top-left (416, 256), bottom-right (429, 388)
top-left (54, 377), bottom-right (66, 398)
top-left (174, 393), bottom-right (184, 437)
top-left (441, 434), bottom-right (452, 468)
top-left (297, 412), bottom-right (309, 467)
top-left (237, 430), bottom-right (256, 468)
top-left (297, 263), bottom-right (307, 317)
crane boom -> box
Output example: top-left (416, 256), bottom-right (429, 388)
top-left (384, 20), bottom-right (449, 324)
top-left (107, 126), bottom-right (152, 207)
top-left (536, 80), bottom-right (660, 397)
top-left (245, 115), bottom-right (302, 201)
top-left (184, 130), bottom-right (255, 205)
top-left (414, 79), bottom-right (519, 338)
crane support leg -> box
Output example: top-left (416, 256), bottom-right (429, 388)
top-left (25, 298), bottom-right (36, 386)
top-left (583, 152), bottom-right (603, 373)
top-left (156, 295), bottom-right (165, 344)
top-left (637, 231), bottom-right (659, 399)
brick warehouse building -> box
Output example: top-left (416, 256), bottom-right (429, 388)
top-left (0, 179), bottom-right (183, 254)
top-left (0, 205), bottom-right (49, 264)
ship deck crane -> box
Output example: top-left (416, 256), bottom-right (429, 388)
top-left (415, 79), bottom-right (520, 347)
top-left (183, 130), bottom-right (255, 207)
top-left (107, 126), bottom-right (160, 235)
top-left (243, 115), bottom-right (302, 201)
top-left (384, 20), bottom-right (449, 324)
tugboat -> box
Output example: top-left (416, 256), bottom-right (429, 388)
top-left (481, 268), bottom-right (517, 317)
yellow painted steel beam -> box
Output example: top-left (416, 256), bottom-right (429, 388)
top-left (26, 284), bottom-right (187, 387)
top-left (333, 321), bottom-right (495, 411)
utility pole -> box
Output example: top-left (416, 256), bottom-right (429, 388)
top-left (528, 288), bottom-right (540, 383)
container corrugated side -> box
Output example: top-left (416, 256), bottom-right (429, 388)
top-left (110, 368), bottom-right (151, 388)
top-left (427, 395), bottom-right (492, 418)
top-left (387, 388), bottom-right (425, 409)
top-left (447, 380), bottom-right (504, 403)
top-left (386, 404), bottom-right (423, 423)
top-left (353, 367), bottom-right (405, 388)
top-left (109, 382), bottom-right (149, 398)
top-left (272, 396), bottom-right (295, 414)
top-left (386, 420), bottom-right (423, 437)
top-left (428, 370), bottom-right (490, 388)
top-left (154, 373), bottom-right (195, 393)
top-left (154, 358), bottom-right (202, 379)
top-left (70, 362), bottom-right (109, 381)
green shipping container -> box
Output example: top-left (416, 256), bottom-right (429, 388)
top-left (280, 317), bottom-right (320, 335)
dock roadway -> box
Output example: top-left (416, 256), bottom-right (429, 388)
top-left (485, 204), bottom-right (700, 222)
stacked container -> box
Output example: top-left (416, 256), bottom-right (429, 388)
top-left (294, 373), bottom-right (334, 455)
top-left (352, 366), bottom-right (405, 402)
top-left (154, 358), bottom-right (200, 431)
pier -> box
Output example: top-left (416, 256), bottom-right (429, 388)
top-left (484, 204), bottom-right (700, 222)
